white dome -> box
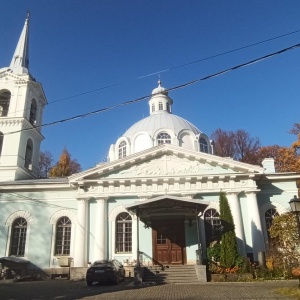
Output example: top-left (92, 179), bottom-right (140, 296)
top-left (108, 82), bottom-right (212, 161)
top-left (123, 112), bottom-right (201, 138)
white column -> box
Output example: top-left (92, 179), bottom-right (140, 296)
top-left (227, 192), bottom-right (246, 257)
top-left (246, 191), bottom-right (265, 261)
top-left (93, 197), bottom-right (107, 261)
top-left (73, 198), bottom-right (88, 267)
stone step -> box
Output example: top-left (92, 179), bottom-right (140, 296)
top-left (142, 265), bottom-right (205, 284)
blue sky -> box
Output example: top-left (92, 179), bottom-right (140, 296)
top-left (1, 1), bottom-right (300, 170)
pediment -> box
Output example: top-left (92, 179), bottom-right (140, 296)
top-left (69, 144), bottom-right (263, 184)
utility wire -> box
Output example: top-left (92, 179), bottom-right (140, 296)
top-left (5, 41), bottom-right (300, 136)
top-left (5, 28), bottom-right (300, 117)
top-left (49, 29), bottom-right (300, 104)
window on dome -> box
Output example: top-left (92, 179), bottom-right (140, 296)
top-left (10, 217), bottom-right (27, 256)
top-left (159, 102), bottom-right (163, 110)
top-left (265, 208), bottom-right (278, 239)
top-left (24, 139), bottom-right (33, 169)
top-left (0, 90), bottom-right (11, 117)
top-left (118, 141), bottom-right (127, 159)
top-left (200, 138), bottom-right (208, 153)
top-left (116, 212), bottom-right (132, 253)
top-left (55, 217), bottom-right (71, 256)
top-left (151, 103), bottom-right (155, 112)
top-left (166, 103), bottom-right (170, 112)
top-left (157, 132), bottom-right (171, 145)
top-left (204, 209), bottom-right (221, 245)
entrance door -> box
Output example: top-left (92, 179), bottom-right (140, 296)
top-left (152, 219), bottom-right (186, 265)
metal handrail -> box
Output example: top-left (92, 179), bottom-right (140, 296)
top-left (138, 251), bottom-right (165, 270)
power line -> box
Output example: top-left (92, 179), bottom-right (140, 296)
top-left (49, 29), bottom-right (300, 104)
top-left (5, 28), bottom-right (300, 117)
top-left (5, 41), bottom-right (300, 136)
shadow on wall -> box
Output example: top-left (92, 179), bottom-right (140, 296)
top-left (0, 257), bottom-right (49, 281)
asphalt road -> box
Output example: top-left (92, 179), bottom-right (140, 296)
top-left (0, 278), bottom-right (298, 300)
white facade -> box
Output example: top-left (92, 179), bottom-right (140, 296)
top-left (0, 16), bottom-right (299, 273)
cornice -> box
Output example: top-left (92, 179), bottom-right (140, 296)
top-left (0, 117), bottom-right (44, 139)
top-left (74, 175), bottom-right (259, 198)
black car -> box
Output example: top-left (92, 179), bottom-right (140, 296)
top-left (86, 259), bottom-right (125, 286)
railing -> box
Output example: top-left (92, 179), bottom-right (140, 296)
top-left (138, 251), bottom-right (165, 270)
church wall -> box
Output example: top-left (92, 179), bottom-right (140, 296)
top-left (0, 187), bottom-right (78, 268)
top-left (138, 224), bottom-right (152, 262)
top-left (185, 220), bottom-right (198, 264)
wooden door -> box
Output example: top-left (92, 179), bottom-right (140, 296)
top-left (152, 220), bottom-right (186, 265)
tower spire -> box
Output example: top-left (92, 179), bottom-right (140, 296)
top-left (10, 11), bottom-right (30, 74)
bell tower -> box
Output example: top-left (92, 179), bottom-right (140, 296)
top-left (0, 13), bottom-right (47, 181)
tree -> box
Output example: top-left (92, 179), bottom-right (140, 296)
top-left (49, 148), bottom-right (81, 177)
top-left (257, 145), bottom-right (300, 173)
top-left (268, 212), bottom-right (300, 269)
top-left (211, 128), bottom-right (260, 164)
top-left (39, 151), bottom-right (54, 178)
top-left (234, 130), bottom-right (260, 164)
top-left (219, 192), bottom-right (239, 268)
top-left (211, 128), bottom-right (236, 158)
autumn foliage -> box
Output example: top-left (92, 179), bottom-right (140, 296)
top-left (49, 148), bottom-right (81, 177)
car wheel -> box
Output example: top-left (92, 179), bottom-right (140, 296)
top-left (86, 280), bottom-right (93, 286)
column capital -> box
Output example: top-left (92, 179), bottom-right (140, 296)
top-left (226, 191), bottom-right (240, 197)
top-left (244, 190), bottom-right (260, 196)
top-left (75, 197), bottom-right (90, 202)
top-left (94, 196), bottom-right (109, 202)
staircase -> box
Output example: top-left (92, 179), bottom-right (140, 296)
top-left (142, 265), bottom-right (206, 284)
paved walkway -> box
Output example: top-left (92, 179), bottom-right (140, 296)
top-left (0, 279), bottom-right (298, 299)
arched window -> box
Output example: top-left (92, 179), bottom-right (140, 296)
top-left (118, 141), bottom-right (127, 159)
top-left (157, 132), bottom-right (171, 145)
top-left (10, 218), bottom-right (27, 256)
top-left (0, 131), bottom-right (3, 156)
top-left (200, 138), bottom-right (208, 153)
top-left (151, 103), bottom-right (155, 112)
top-left (116, 212), bottom-right (132, 253)
top-left (24, 139), bottom-right (33, 169)
top-left (265, 208), bottom-right (278, 239)
top-left (204, 209), bottom-right (221, 245)
top-left (29, 99), bottom-right (37, 125)
top-left (55, 217), bottom-right (71, 255)
top-left (159, 102), bottom-right (163, 110)
top-left (0, 90), bottom-right (11, 117)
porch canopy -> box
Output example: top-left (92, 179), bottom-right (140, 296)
top-left (125, 195), bottom-right (209, 267)
top-left (125, 195), bottom-right (209, 223)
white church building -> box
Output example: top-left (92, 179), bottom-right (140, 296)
top-left (0, 16), bottom-right (299, 279)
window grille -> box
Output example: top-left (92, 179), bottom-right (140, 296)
top-left (157, 132), bottom-right (171, 145)
top-left (116, 213), bottom-right (132, 253)
top-left (166, 103), bottom-right (170, 112)
top-left (204, 209), bottom-right (221, 245)
top-left (10, 218), bottom-right (27, 256)
top-left (265, 208), bottom-right (278, 239)
top-left (118, 141), bottom-right (127, 159)
top-left (200, 138), bottom-right (208, 153)
top-left (55, 217), bottom-right (71, 255)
